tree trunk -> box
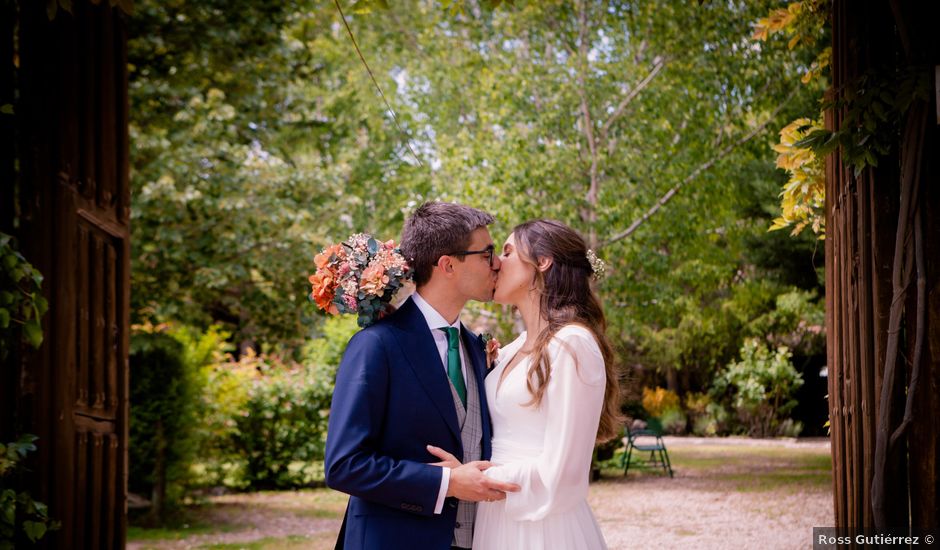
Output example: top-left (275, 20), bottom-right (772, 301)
top-left (149, 419), bottom-right (167, 526)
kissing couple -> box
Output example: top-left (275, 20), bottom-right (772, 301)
top-left (325, 202), bottom-right (621, 549)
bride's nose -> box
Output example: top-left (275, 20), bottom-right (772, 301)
top-left (491, 255), bottom-right (502, 270)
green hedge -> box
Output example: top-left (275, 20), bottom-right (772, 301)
top-left (129, 332), bottom-right (203, 521)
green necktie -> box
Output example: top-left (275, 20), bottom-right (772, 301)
top-left (439, 327), bottom-right (467, 407)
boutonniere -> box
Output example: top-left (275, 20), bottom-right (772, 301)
top-left (481, 332), bottom-right (500, 373)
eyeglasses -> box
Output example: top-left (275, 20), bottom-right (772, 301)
top-left (447, 244), bottom-right (496, 268)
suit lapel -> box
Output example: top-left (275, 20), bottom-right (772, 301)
top-left (388, 298), bottom-right (462, 442)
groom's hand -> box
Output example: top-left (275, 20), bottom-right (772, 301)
top-left (427, 444), bottom-right (520, 501)
top-left (447, 461), bottom-right (520, 502)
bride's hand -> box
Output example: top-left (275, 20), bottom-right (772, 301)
top-left (426, 445), bottom-right (462, 468)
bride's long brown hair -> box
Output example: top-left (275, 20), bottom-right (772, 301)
top-left (513, 219), bottom-right (623, 443)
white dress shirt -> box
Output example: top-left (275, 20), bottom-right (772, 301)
top-left (411, 291), bottom-right (470, 515)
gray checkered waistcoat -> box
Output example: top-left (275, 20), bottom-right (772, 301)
top-left (449, 355), bottom-right (483, 549)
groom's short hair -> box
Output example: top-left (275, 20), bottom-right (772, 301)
top-left (401, 201), bottom-right (495, 287)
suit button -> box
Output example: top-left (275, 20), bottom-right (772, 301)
top-left (455, 522), bottom-right (462, 528)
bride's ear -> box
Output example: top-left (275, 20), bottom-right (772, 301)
top-left (537, 257), bottom-right (553, 272)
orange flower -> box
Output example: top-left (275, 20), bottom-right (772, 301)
top-left (359, 263), bottom-right (389, 296)
top-left (309, 269), bottom-right (339, 314)
top-left (314, 244), bottom-right (345, 270)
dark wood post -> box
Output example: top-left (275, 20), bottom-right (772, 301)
top-left (10, 1), bottom-right (131, 547)
top-left (827, 0), bottom-right (939, 536)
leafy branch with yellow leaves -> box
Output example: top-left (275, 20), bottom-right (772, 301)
top-left (769, 118), bottom-right (825, 238)
top-left (753, 1), bottom-right (829, 239)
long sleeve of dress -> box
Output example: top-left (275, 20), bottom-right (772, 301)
top-left (483, 327), bottom-right (607, 521)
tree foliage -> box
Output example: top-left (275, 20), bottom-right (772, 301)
top-left (129, 0), bottom-right (826, 400)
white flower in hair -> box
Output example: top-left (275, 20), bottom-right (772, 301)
top-left (586, 249), bottom-right (606, 281)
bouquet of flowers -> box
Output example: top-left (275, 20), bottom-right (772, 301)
top-left (308, 233), bottom-right (413, 327)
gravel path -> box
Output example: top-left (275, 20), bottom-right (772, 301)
top-left (593, 437), bottom-right (833, 550)
top-left (129, 437), bottom-right (833, 549)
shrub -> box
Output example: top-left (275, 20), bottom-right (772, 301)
top-left (685, 392), bottom-right (729, 436)
top-left (715, 338), bottom-right (804, 437)
top-left (192, 317), bottom-right (354, 491)
top-left (302, 315), bottom-right (361, 373)
top-left (129, 332), bottom-right (202, 523)
top-left (203, 351), bottom-right (333, 490)
top-left (641, 387), bottom-right (680, 419)
top-left (641, 387), bottom-right (686, 434)
top-left (659, 408), bottom-right (688, 435)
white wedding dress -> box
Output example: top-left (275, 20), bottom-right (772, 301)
top-left (473, 325), bottom-right (609, 550)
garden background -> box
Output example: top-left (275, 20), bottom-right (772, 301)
top-left (3, 0), bottom-right (937, 548)
top-left (122, 0), bottom-right (830, 510)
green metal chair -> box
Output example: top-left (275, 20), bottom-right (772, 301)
top-left (621, 424), bottom-right (674, 478)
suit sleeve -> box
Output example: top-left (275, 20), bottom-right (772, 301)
top-left (324, 329), bottom-right (443, 516)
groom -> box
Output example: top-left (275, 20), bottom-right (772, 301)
top-left (325, 202), bottom-right (519, 549)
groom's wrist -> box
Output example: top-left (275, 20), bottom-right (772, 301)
top-left (433, 466), bottom-right (450, 514)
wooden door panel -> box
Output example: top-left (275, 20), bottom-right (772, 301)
top-left (15, 1), bottom-right (130, 547)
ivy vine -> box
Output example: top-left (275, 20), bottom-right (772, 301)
top-left (0, 233), bottom-right (57, 547)
top-left (795, 66), bottom-right (933, 176)
top-left (0, 233), bottom-right (47, 362)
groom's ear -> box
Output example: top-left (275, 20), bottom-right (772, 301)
top-left (436, 254), bottom-right (456, 275)
top-left (537, 257), bottom-right (553, 272)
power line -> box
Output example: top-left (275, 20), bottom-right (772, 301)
top-left (333, 0), bottom-right (424, 166)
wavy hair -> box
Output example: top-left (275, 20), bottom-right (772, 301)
top-left (512, 219), bottom-right (623, 443)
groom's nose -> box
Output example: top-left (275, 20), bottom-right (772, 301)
top-left (491, 255), bottom-right (501, 271)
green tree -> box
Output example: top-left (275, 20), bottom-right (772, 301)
top-left (129, 0), bottom-right (427, 348)
top-left (130, 0), bottom-right (825, 380)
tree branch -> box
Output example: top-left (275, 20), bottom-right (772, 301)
top-left (600, 56), bottom-right (667, 139)
top-left (333, 0), bottom-right (423, 166)
top-left (576, 0), bottom-right (599, 247)
top-left (599, 86), bottom-right (798, 248)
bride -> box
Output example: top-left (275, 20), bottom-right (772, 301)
top-left (429, 219), bottom-right (621, 549)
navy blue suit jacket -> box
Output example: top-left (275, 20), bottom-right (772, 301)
top-left (324, 297), bottom-right (493, 549)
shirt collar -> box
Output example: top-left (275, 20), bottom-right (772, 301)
top-left (412, 291), bottom-right (461, 332)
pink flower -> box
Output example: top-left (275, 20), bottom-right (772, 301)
top-left (360, 263), bottom-right (389, 296)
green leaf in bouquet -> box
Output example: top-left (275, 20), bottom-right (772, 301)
top-left (367, 238), bottom-right (378, 255)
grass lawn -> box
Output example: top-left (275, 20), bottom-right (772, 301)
top-left (129, 438), bottom-right (832, 550)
